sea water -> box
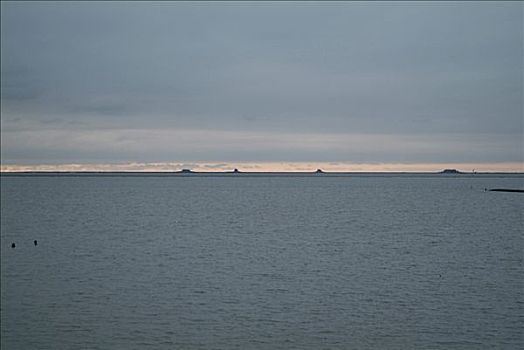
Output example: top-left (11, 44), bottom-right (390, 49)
top-left (1, 175), bottom-right (523, 349)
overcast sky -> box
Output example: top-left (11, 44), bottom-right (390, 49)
top-left (1, 1), bottom-right (522, 169)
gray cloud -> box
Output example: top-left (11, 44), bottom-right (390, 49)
top-left (1, 2), bottom-right (522, 165)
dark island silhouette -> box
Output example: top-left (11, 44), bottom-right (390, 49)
top-left (176, 169), bottom-right (193, 174)
top-left (439, 169), bottom-right (463, 174)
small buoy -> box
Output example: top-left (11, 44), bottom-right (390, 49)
top-left (34, 240), bottom-right (38, 246)
top-left (11, 243), bottom-right (15, 248)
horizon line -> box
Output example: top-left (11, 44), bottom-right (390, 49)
top-left (2, 171), bottom-right (523, 175)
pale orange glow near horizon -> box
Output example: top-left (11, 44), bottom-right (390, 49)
top-left (1, 162), bottom-right (522, 173)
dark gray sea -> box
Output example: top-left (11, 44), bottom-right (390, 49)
top-left (1, 174), bottom-right (523, 349)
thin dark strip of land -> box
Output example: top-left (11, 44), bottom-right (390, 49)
top-left (488, 188), bottom-right (524, 193)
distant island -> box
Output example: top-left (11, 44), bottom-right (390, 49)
top-left (439, 169), bottom-right (463, 174)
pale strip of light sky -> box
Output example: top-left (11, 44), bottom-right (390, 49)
top-left (1, 162), bottom-right (522, 173)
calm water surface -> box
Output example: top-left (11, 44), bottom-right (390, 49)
top-left (1, 175), bottom-right (523, 349)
